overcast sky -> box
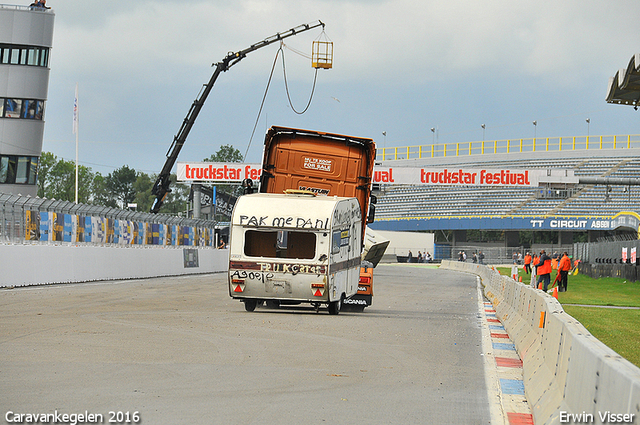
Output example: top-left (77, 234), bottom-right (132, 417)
top-left (41, 0), bottom-right (640, 175)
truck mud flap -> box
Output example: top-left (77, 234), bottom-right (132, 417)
top-left (342, 294), bottom-right (371, 311)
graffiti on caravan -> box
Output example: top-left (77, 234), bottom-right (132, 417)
top-left (238, 215), bottom-right (330, 230)
top-left (372, 167), bottom-right (568, 187)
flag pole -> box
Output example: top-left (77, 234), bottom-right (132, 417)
top-left (73, 83), bottom-right (79, 204)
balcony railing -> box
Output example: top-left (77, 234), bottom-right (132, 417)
top-left (377, 134), bottom-right (640, 161)
top-left (0, 4), bottom-right (53, 13)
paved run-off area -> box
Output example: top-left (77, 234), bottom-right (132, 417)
top-left (0, 265), bottom-right (528, 425)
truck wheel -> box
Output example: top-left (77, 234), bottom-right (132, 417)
top-left (328, 297), bottom-right (342, 315)
top-left (244, 300), bottom-right (258, 312)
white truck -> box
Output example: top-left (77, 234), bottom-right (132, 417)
top-left (228, 191), bottom-right (362, 314)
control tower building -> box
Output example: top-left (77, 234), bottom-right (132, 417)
top-left (0, 4), bottom-right (54, 197)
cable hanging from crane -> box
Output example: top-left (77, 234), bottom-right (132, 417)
top-left (245, 34), bottom-right (329, 159)
top-left (282, 45), bottom-right (319, 115)
top-left (245, 45), bottom-right (282, 161)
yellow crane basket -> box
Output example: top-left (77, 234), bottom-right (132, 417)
top-left (312, 40), bottom-right (333, 69)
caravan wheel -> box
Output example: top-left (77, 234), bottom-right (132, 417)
top-left (328, 296), bottom-right (342, 315)
top-left (244, 300), bottom-right (258, 312)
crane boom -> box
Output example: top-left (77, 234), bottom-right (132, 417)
top-left (150, 20), bottom-right (325, 213)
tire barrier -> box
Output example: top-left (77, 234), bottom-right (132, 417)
top-left (441, 260), bottom-right (640, 425)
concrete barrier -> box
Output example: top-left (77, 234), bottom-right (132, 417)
top-left (1, 244), bottom-right (229, 286)
top-left (441, 260), bottom-right (640, 425)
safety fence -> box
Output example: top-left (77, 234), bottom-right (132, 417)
top-left (574, 240), bottom-right (640, 264)
top-left (377, 133), bottom-right (640, 161)
top-left (0, 193), bottom-right (218, 247)
top-left (574, 240), bottom-right (640, 281)
top-left (437, 244), bottom-right (574, 263)
top-left (441, 260), bottom-right (640, 425)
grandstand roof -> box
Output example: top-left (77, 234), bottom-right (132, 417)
top-left (606, 53), bottom-right (640, 109)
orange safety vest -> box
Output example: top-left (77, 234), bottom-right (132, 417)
top-left (532, 256), bottom-right (540, 266)
top-left (538, 258), bottom-right (552, 275)
top-left (558, 255), bottom-right (572, 271)
top-left (524, 254), bottom-right (532, 265)
top-left (552, 258), bottom-right (558, 270)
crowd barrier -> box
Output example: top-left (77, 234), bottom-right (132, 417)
top-left (0, 194), bottom-right (227, 286)
top-left (441, 260), bottom-right (640, 425)
top-left (0, 194), bottom-right (217, 247)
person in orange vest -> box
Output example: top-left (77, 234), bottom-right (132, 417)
top-left (558, 252), bottom-right (572, 292)
top-left (536, 250), bottom-right (552, 291)
top-left (524, 252), bottom-right (532, 274)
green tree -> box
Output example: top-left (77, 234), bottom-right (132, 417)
top-left (203, 144), bottom-right (245, 200)
top-left (47, 158), bottom-right (75, 200)
top-left (133, 172), bottom-right (154, 212)
top-left (76, 165), bottom-right (94, 203)
top-left (203, 144), bottom-right (243, 163)
top-left (36, 151), bottom-right (56, 198)
top-left (91, 173), bottom-right (116, 208)
top-left (160, 174), bottom-right (190, 215)
top-left (37, 152), bottom-right (94, 203)
top-left (106, 165), bottom-right (137, 208)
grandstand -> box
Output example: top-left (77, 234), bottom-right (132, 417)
top-left (370, 136), bottom-right (640, 243)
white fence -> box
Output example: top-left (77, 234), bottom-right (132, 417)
top-left (0, 244), bottom-right (229, 287)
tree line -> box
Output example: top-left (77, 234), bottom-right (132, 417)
top-left (36, 144), bottom-right (243, 215)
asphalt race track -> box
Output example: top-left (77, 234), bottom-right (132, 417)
top-left (1, 264), bottom-right (493, 425)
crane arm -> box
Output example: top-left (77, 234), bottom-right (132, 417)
top-left (150, 20), bottom-right (325, 213)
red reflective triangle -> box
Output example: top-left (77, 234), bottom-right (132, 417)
top-left (234, 285), bottom-right (243, 293)
top-left (314, 289), bottom-right (322, 297)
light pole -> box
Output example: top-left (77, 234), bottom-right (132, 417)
top-left (430, 127), bottom-right (436, 144)
top-left (532, 120), bottom-right (537, 141)
top-left (586, 118), bottom-right (590, 139)
top-left (481, 124), bottom-right (486, 141)
top-left (382, 131), bottom-right (387, 160)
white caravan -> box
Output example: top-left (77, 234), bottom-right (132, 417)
top-left (228, 192), bottom-right (362, 314)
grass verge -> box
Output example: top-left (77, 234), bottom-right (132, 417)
top-left (495, 266), bottom-right (640, 368)
top-left (563, 305), bottom-right (640, 367)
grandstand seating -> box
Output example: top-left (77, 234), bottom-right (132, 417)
top-left (375, 155), bottom-right (640, 219)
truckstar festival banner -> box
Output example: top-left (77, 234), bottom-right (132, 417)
top-left (372, 167), bottom-right (573, 187)
top-left (177, 162), bottom-right (262, 183)
top-left (177, 162), bottom-right (573, 188)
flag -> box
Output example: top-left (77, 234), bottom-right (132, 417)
top-left (72, 83), bottom-right (78, 134)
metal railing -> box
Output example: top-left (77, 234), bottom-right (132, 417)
top-left (0, 4), bottom-right (53, 12)
top-left (378, 134), bottom-right (640, 161)
top-left (435, 244), bottom-right (574, 263)
top-left (0, 193), bottom-right (218, 247)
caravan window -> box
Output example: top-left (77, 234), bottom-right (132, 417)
top-left (332, 229), bottom-right (349, 254)
top-left (244, 230), bottom-right (316, 259)
top-left (331, 230), bottom-right (341, 254)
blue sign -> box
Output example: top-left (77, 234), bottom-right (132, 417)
top-left (370, 212), bottom-right (640, 232)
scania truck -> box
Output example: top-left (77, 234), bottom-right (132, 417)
top-left (228, 127), bottom-right (379, 314)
